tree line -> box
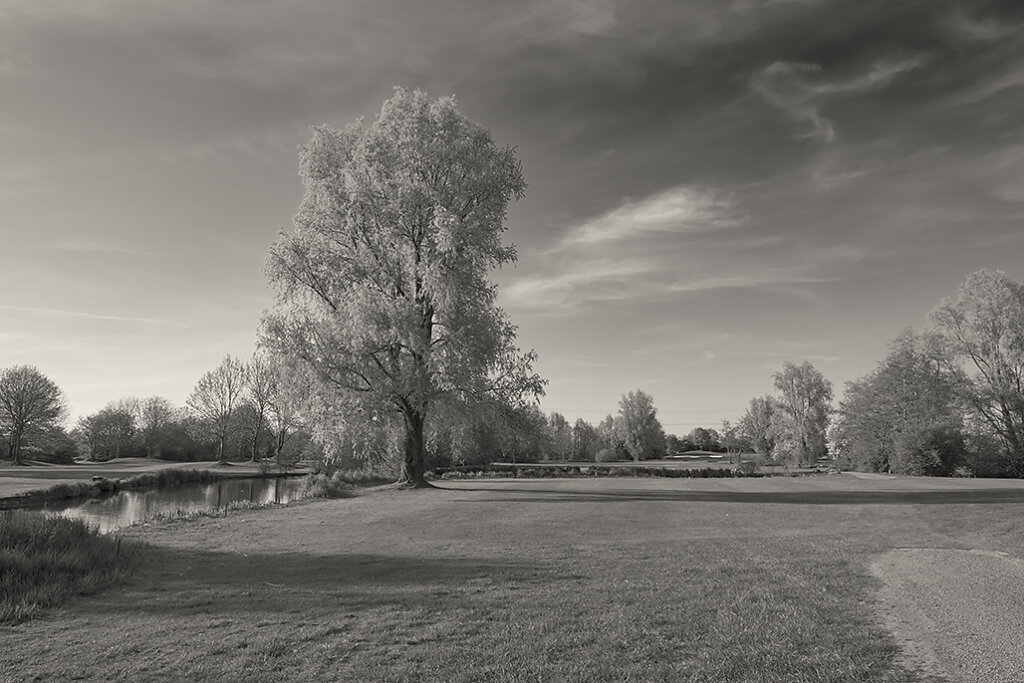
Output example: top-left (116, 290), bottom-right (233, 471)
top-left (0, 355), bottom-right (311, 467)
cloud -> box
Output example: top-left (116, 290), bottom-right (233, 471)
top-left (947, 9), bottom-right (1020, 44)
top-left (40, 237), bottom-right (157, 255)
top-left (502, 184), bottom-right (869, 313)
top-left (752, 57), bottom-right (925, 141)
top-left (0, 304), bottom-right (167, 324)
top-left (555, 185), bottom-right (739, 248)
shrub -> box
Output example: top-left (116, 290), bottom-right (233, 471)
top-left (594, 449), bottom-right (620, 463)
top-left (735, 459), bottom-right (760, 476)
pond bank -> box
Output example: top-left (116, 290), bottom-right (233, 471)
top-left (0, 459), bottom-right (308, 509)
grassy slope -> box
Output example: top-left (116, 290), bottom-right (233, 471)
top-left (4, 475), bottom-right (1023, 681)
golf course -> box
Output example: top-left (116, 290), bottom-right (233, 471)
top-left (3, 473), bottom-right (1022, 682)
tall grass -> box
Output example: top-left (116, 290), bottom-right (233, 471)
top-left (0, 512), bottom-right (137, 623)
top-left (298, 472), bottom-right (357, 499)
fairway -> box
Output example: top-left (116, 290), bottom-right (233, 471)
top-left (4, 474), bottom-right (1023, 681)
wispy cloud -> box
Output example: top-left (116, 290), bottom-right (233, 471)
top-left (555, 185), bottom-right (739, 249)
top-left (502, 184), bottom-right (868, 312)
top-left (947, 9), bottom-right (1020, 44)
top-left (752, 57), bottom-right (925, 141)
top-left (0, 304), bottom-right (166, 324)
top-left (39, 237), bottom-right (158, 255)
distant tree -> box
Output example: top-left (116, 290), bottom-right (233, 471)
top-left (831, 331), bottom-right (965, 475)
top-left (243, 354), bottom-right (275, 462)
top-left (546, 412), bottom-right (573, 461)
top-left (572, 418), bottom-right (601, 461)
top-left (772, 361), bottom-right (833, 467)
top-left (687, 427), bottom-right (720, 452)
top-left (187, 355), bottom-right (248, 464)
top-left (265, 363), bottom-right (303, 469)
top-left (262, 88), bottom-right (544, 487)
top-left (720, 419), bottom-right (750, 464)
top-left (930, 269), bottom-right (1024, 473)
top-left (139, 396), bottom-right (175, 458)
top-left (78, 404), bottom-right (136, 460)
top-left (738, 395), bottom-right (778, 459)
top-left (618, 390), bottom-right (667, 461)
top-left (0, 365), bottom-right (67, 465)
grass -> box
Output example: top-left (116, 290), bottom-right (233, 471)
top-left (0, 512), bottom-right (137, 624)
top-left (4, 475), bottom-right (1021, 680)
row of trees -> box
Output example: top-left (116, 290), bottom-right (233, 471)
top-left (830, 269), bottom-right (1024, 477)
top-left (0, 354), bottom-right (310, 466)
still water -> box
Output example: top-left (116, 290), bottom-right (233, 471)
top-left (27, 477), bottom-right (305, 533)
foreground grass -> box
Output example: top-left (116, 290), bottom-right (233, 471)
top-left (4, 476), bottom-right (1021, 681)
top-left (0, 513), bottom-right (137, 624)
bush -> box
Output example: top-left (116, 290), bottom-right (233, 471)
top-left (594, 449), bottom-right (620, 463)
top-left (735, 459), bottom-right (760, 476)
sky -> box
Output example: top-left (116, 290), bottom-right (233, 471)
top-left (3, 0), bottom-right (1024, 433)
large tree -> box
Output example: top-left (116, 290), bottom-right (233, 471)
top-left (187, 355), bottom-right (248, 464)
top-left (263, 89), bottom-right (544, 486)
top-left (0, 365), bottom-right (67, 465)
top-left (772, 361), bottom-right (833, 467)
top-left (930, 269), bottom-right (1024, 473)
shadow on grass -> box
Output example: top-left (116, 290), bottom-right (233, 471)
top-left (78, 545), bottom-right (549, 619)
top-left (442, 486), bottom-right (1024, 505)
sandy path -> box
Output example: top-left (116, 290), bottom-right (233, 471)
top-left (872, 548), bottom-right (1024, 682)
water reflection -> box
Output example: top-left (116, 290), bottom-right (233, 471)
top-left (30, 477), bottom-right (304, 533)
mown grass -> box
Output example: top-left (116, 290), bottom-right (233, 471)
top-left (0, 512), bottom-right (137, 624)
top-left (5, 476), bottom-right (1014, 680)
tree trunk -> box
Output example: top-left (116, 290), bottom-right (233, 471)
top-left (218, 436), bottom-right (227, 465)
top-left (397, 408), bottom-right (432, 488)
top-left (11, 429), bottom-right (22, 465)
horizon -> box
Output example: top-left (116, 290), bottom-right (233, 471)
top-left (3, 1), bottom-right (1024, 430)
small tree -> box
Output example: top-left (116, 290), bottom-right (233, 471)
top-left (187, 355), bottom-right (248, 464)
top-left (0, 365), bottom-right (67, 465)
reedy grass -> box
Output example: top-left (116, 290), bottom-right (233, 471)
top-left (0, 512), bottom-right (137, 624)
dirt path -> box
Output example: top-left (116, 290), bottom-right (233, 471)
top-left (872, 548), bottom-right (1024, 682)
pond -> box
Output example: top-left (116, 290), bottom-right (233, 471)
top-left (19, 476), bottom-right (306, 533)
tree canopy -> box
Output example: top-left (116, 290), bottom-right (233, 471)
top-left (262, 88), bottom-right (544, 485)
top-left (0, 365), bottom-right (67, 465)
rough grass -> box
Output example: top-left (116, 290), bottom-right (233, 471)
top-left (5, 475), bottom-right (1019, 680)
top-left (0, 513), bottom-right (137, 624)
